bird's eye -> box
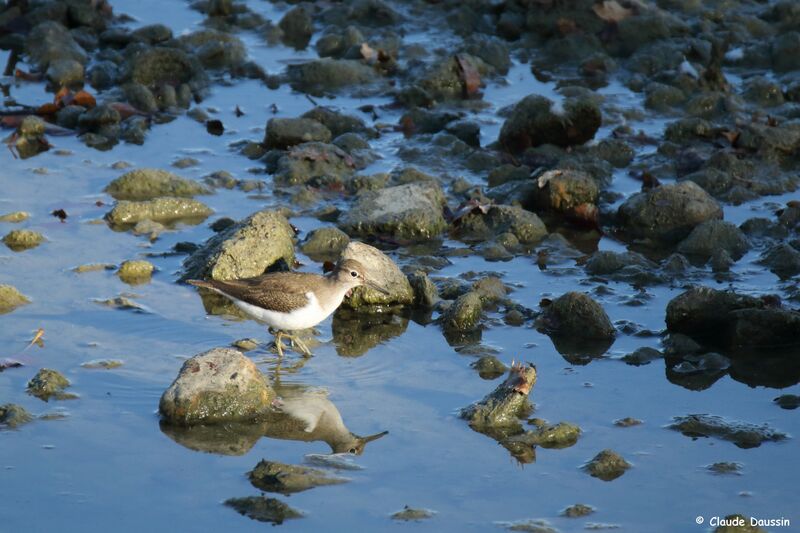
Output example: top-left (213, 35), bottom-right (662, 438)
top-left (350, 271), bottom-right (358, 277)
top-left (349, 448), bottom-right (357, 454)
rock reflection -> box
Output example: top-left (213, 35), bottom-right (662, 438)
top-left (161, 383), bottom-right (387, 456)
top-left (332, 306), bottom-right (409, 357)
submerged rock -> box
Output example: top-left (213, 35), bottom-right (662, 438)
top-left (441, 292), bottom-right (482, 333)
top-left (498, 95), bottom-right (601, 153)
top-left (0, 211), bottom-right (30, 223)
top-left (759, 243), bottom-right (800, 278)
top-left (561, 504), bottom-right (594, 518)
top-left (3, 229), bottom-right (45, 251)
top-left (0, 285), bottom-right (30, 314)
top-left (105, 168), bottom-right (211, 200)
top-left (391, 506), bottom-right (436, 521)
top-left (669, 414), bottom-right (787, 448)
top-left (264, 118), bottom-right (332, 150)
top-left (528, 422), bottom-right (581, 449)
top-left (273, 142), bottom-right (357, 186)
top-left (105, 198), bottom-right (213, 226)
top-left (583, 449), bottom-right (630, 481)
top-left (617, 182), bottom-right (723, 243)
top-left (249, 460), bottom-right (347, 494)
top-left (0, 404), bottom-right (34, 429)
top-left (774, 394), bottom-right (800, 410)
top-left (159, 347), bottom-right (274, 426)
top-left (288, 59), bottom-right (377, 95)
top-left (339, 182), bottom-right (446, 242)
top-left (300, 227), bottom-right (350, 261)
top-left (117, 260), bottom-right (154, 284)
top-left (536, 292), bottom-right (615, 340)
top-left (452, 205), bottom-right (547, 245)
top-left (27, 368), bottom-right (75, 402)
top-left (676, 220), bottom-right (750, 261)
top-left (461, 363), bottom-right (537, 428)
top-left (407, 270), bottom-right (439, 308)
top-left (124, 47), bottom-right (208, 93)
top-left (471, 355), bottom-right (508, 380)
top-left (224, 496), bottom-right (302, 524)
top-left (338, 241), bottom-right (414, 307)
top-left (180, 210), bottom-right (295, 281)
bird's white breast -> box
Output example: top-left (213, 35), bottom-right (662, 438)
top-left (231, 291), bottom-right (332, 331)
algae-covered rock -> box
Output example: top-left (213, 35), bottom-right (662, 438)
top-left (332, 307), bottom-right (410, 356)
top-left (0, 404), bottom-right (34, 429)
top-left (583, 449), bottom-right (630, 481)
top-left (471, 356), bottom-right (508, 380)
top-left (273, 142), bottom-right (357, 186)
top-left (528, 422), bottom-right (581, 449)
top-left (407, 270), bottom-right (439, 308)
top-left (180, 210), bottom-right (295, 282)
top-left (536, 292), bottom-right (615, 340)
top-left (117, 260), bottom-right (154, 284)
top-left (461, 363), bottom-right (537, 428)
top-left (159, 348), bottom-right (274, 426)
top-left (774, 394), bottom-right (800, 410)
top-left (80, 359), bottom-right (124, 369)
top-left (27, 368), bottom-right (75, 402)
top-left (707, 462), bottom-right (743, 475)
top-left (676, 220), bottom-right (750, 261)
top-left (338, 241), bottom-right (414, 307)
top-left (224, 496), bottom-right (302, 525)
top-left (105, 168), bottom-right (211, 200)
top-left (302, 107), bottom-right (374, 138)
top-left (713, 514), bottom-right (767, 533)
top-left (264, 118), bottom-right (332, 149)
top-left (561, 504), bottom-right (594, 518)
top-left (3, 229), bottom-right (45, 251)
top-left (442, 292), bottom-right (482, 332)
top-left (669, 414), bottom-right (786, 448)
top-left (124, 47), bottom-right (208, 92)
top-left (248, 460), bottom-right (347, 494)
top-left (617, 181), bottom-right (723, 243)
top-left (105, 197), bottom-right (213, 226)
top-left (499, 95), bottom-right (601, 153)
top-left (339, 182), bottom-right (447, 242)
top-left (391, 506), bottom-right (436, 521)
top-left (0, 211), bottom-right (30, 223)
top-left (452, 205), bottom-right (547, 245)
top-left (759, 243), bottom-right (800, 278)
top-left (288, 58), bottom-right (377, 95)
top-left (300, 227), bottom-right (350, 261)
top-left (26, 21), bottom-right (88, 70)
top-left (527, 169), bottom-right (599, 214)
top-left (0, 285), bottom-right (30, 314)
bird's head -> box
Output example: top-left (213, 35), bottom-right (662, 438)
top-left (334, 259), bottom-right (390, 295)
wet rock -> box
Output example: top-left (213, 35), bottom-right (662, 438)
top-left (94, 296), bottom-right (149, 313)
top-left (407, 270), bottom-right (439, 308)
top-left (334, 133), bottom-right (371, 154)
top-left (249, 460), bottom-right (347, 494)
top-left (0, 404), bottom-right (34, 429)
top-left (105, 197), bottom-right (213, 227)
top-left (46, 58), bottom-right (84, 88)
top-left (713, 514), bottom-right (766, 533)
top-left (123, 83), bottom-right (158, 113)
top-left (676, 220), bottom-right (750, 261)
top-left (584, 250), bottom-right (658, 278)
top-left (461, 363), bottom-right (537, 428)
top-left (498, 95), bottom-right (601, 153)
top-left (338, 241), bottom-right (414, 307)
top-left (339, 182), bottom-right (446, 242)
top-left (614, 417), bottom-right (642, 427)
top-left (0, 211), bottom-right (29, 223)
top-left (471, 355), bottom-right (507, 380)
top-left (274, 142), bottom-right (357, 186)
top-left (300, 227), bottom-right (350, 261)
top-left (644, 82), bottom-right (686, 110)
top-left (159, 347), bottom-right (274, 426)
top-left (536, 292), bottom-right (615, 341)
top-left (391, 506), bottom-right (436, 521)
top-left (132, 219), bottom-right (166, 240)
top-left (132, 24), bottom-right (173, 44)
top-left (224, 496), bottom-right (302, 525)
top-left (301, 107), bottom-right (374, 138)
top-left (452, 205), bottom-right (547, 245)
top-left (81, 359), bottom-right (123, 369)
top-left (774, 394), bottom-right (800, 410)
top-left (179, 30), bottom-right (246, 70)
top-left (26, 21), bottom-right (88, 70)
top-left (27, 368), bottom-right (75, 402)
top-left (583, 449), bottom-right (630, 481)
top-left (665, 287), bottom-right (800, 348)
top-left (264, 118), bottom-right (332, 150)
top-left (772, 32), bottom-right (800, 72)
top-left (11, 116), bottom-right (49, 159)
top-left (124, 47), bottom-right (208, 93)
top-left (442, 292), bottom-right (482, 332)
top-left (707, 462), bottom-right (742, 475)
top-left (288, 59), bottom-right (376, 95)
top-left (117, 260), bottom-right (154, 284)
top-left (3, 229), bottom-right (44, 251)
top-left (528, 422), bottom-right (581, 449)
top-left (180, 210), bottom-right (294, 281)
top-left (488, 165), bottom-right (530, 188)
top-left (279, 6), bottom-right (313, 49)
top-left (464, 34), bottom-right (510, 74)
top-left (759, 243), bottom-right (800, 278)
top-left (445, 120), bottom-right (480, 148)
top-left (498, 519), bottom-right (558, 533)
top-left (617, 181), bottom-right (723, 243)
top-left (561, 504), bottom-right (594, 518)
top-left (669, 414), bottom-right (787, 449)
top-left (77, 104), bottom-right (121, 133)
top-left (622, 347), bottom-right (662, 366)
top-left (409, 54), bottom-right (491, 103)
top-left (105, 168), bottom-right (211, 200)
top-left (527, 169), bottom-right (598, 213)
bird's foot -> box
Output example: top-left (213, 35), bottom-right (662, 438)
top-left (286, 333), bottom-right (313, 357)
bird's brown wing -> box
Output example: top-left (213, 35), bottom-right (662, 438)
top-left (188, 272), bottom-right (318, 313)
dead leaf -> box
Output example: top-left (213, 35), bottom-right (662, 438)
top-left (72, 90), bottom-right (96, 108)
top-left (108, 102), bottom-right (147, 120)
top-left (568, 203), bottom-right (600, 230)
top-left (537, 169), bottom-right (563, 189)
top-left (720, 130), bottom-right (740, 146)
top-left (26, 328), bottom-right (45, 350)
top-left (450, 198), bottom-right (493, 226)
top-left (593, 0), bottom-right (633, 23)
top-left (37, 103), bottom-right (60, 115)
top-left (455, 54), bottom-right (481, 97)
top-left (360, 42), bottom-right (378, 62)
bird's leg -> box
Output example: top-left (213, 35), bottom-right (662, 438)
top-left (289, 334), bottom-right (312, 357)
top-left (270, 329), bottom-right (285, 358)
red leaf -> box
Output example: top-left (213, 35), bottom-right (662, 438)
top-left (455, 54), bottom-right (481, 97)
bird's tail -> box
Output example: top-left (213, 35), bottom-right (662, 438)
top-left (186, 279), bottom-right (214, 289)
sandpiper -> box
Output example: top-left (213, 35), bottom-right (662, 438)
top-left (188, 259), bottom-right (388, 357)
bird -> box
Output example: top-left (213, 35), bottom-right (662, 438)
top-left (187, 259), bottom-right (389, 357)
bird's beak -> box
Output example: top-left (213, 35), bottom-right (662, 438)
top-left (360, 430), bottom-right (389, 444)
top-left (366, 280), bottom-right (390, 295)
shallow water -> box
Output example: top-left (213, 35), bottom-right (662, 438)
top-left (1, 1), bottom-right (798, 532)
